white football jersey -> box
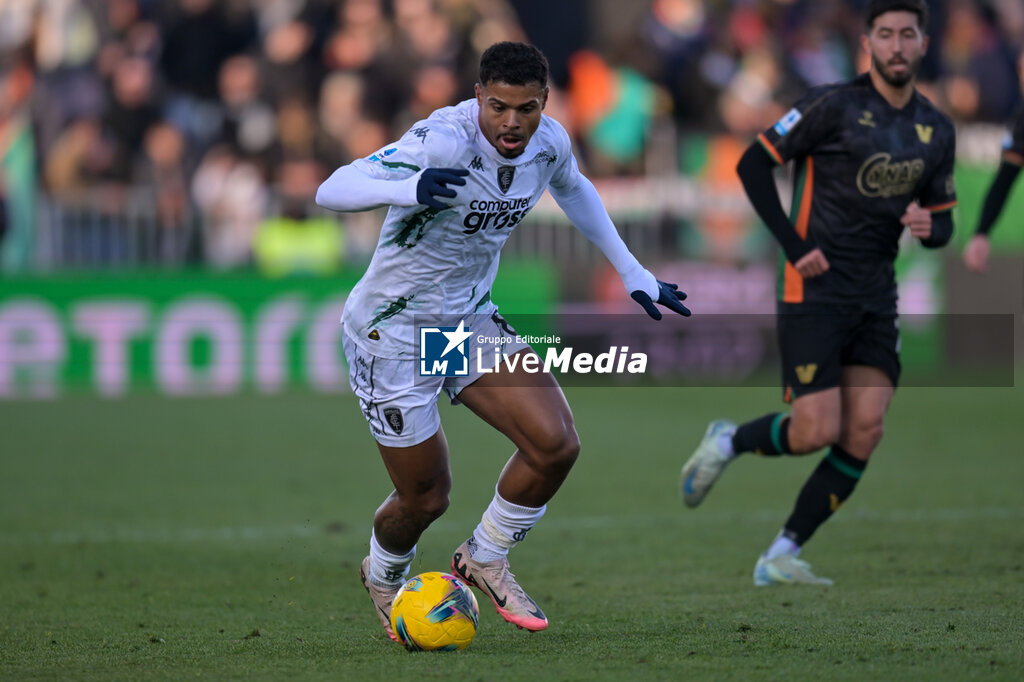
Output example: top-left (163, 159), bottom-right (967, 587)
top-left (341, 98), bottom-right (580, 359)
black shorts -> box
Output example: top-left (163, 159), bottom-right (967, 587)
top-left (777, 302), bottom-right (901, 402)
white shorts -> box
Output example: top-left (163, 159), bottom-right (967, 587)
top-left (342, 311), bottom-right (532, 447)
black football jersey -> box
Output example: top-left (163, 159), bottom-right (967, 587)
top-left (758, 73), bottom-right (957, 306)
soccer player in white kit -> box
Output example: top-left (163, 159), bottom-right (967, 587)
top-left (316, 42), bottom-right (689, 640)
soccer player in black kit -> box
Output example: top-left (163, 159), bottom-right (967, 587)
top-left (680, 0), bottom-right (956, 585)
top-left (964, 106), bottom-right (1024, 272)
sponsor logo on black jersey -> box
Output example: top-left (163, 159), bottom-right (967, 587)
top-left (858, 111), bottom-right (876, 127)
top-left (915, 124), bottom-right (933, 144)
top-left (856, 152), bottom-right (925, 198)
top-left (497, 165), bottom-right (515, 193)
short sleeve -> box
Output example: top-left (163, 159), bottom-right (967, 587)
top-left (757, 87), bottom-right (840, 165)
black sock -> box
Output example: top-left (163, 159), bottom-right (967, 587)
top-left (731, 413), bottom-right (791, 455)
top-left (782, 445), bottom-right (866, 546)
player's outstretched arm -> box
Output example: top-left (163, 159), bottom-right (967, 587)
top-left (549, 174), bottom-right (690, 319)
top-left (316, 164), bottom-right (468, 213)
top-left (316, 163), bottom-right (418, 212)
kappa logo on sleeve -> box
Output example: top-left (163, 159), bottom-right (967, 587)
top-left (419, 320), bottom-right (472, 376)
top-left (773, 108), bottom-right (803, 137)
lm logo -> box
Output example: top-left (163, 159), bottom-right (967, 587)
top-left (419, 320), bottom-right (473, 376)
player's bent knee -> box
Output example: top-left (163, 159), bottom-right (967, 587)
top-left (865, 420), bottom-right (884, 446)
top-left (526, 425), bottom-right (580, 475)
top-left (545, 428), bottom-right (581, 470)
top-left (555, 428), bottom-right (582, 467)
top-left (413, 491), bottom-right (450, 522)
top-left (847, 419), bottom-right (884, 456)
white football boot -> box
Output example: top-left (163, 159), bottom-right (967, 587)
top-left (753, 554), bottom-right (834, 586)
top-left (359, 556), bottom-right (401, 642)
top-left (680, 419), bottom-right (736, 507)
top-left (451, 539), bottom-right (548, 631)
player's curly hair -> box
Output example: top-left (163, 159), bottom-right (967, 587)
top-left (865, 0), bottom-right (929, 30)
top-left (478, 42), bottom-right (549, 87)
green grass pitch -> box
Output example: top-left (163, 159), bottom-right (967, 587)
top-left (2, 384), bottom-right (1022, 681)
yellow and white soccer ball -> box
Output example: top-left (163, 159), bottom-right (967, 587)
top-left (389, 572), bottom-right (480, 651)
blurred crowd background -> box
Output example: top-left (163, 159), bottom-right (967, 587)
top-left (1, 0), bottom-right (1022, 274)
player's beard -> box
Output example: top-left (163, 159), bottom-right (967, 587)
top-left (873, 53), bottom-right (921, 88)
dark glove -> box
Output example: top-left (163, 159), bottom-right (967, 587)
top-left (631, 280), bottom-right (691, 320)
top-left (416, 168), bottom-right (469, 209)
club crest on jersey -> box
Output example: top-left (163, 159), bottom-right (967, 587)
top-left (383, 408), bottom-right (404, 435)
top-left (773, 108), bottom-right (802, 137)
top-left (497, 165), bottom-right (515, 194)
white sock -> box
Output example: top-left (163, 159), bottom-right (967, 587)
top-left (368, 530), bottom-right (415, 588)
top-left (717, 430), bottom-right (737, 460)
top-left (469, 489), bottom-right (546, 562)
top-left (763, 531), bottom-right (801, 560)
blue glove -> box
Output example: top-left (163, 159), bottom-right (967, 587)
top-left (416, 168), bottom-right (469, 209)
top-left (631, 280), bottom-right (691, 320)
